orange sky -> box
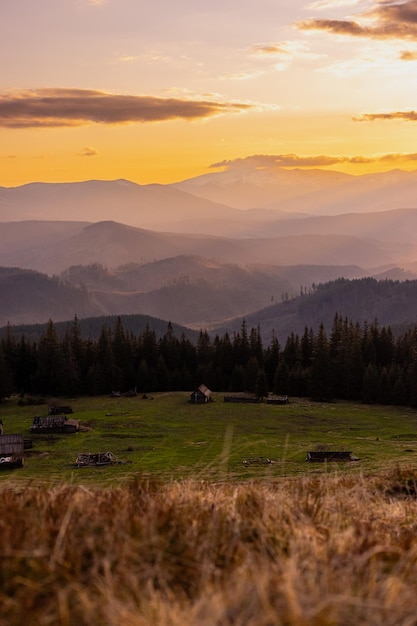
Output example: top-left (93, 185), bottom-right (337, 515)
top-left (1, 0), bottom-right (417, 186)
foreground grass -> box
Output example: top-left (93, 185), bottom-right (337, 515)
top-left (1, 470), bottom-right (417, 625)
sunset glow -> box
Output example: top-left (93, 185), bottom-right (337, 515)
top-left (2, 0), bottom-right (417, 186)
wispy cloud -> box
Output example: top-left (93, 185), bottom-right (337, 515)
top-left (354, 110), bottom-right (417, 121)
top-left (79, 147), bottom-right (99, 157)
top-left (249, 43), bottom-right (289, 55)
top-left (115, 52), bottom-right (172, 64)
top-left (400, 49), bottom-right (417, 59)
top-left (210, 152), bottom-right (417, 169)
top-left (297, 0), bottom-right (417, 41)
top-left (0, 88), bottom-right (252, 129)
top-left (220, 70), bottom-right (265, 81)
top-left (308, 0), bottom-right (363, 8)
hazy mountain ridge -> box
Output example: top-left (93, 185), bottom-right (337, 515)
top-left (175, 167), bottom-right (417, 215)
top-left (0, 179), bottom-right (240, 231)
top-left (0, 259), bottom-right (372, 328)
top-left (3, 271), bottom-right (417, 350)
top-left (2, 167), bottom-right (417, 236)
top-left (1, 167), bottom-right (417, 331)
top-left (0, 219), bottom-right (413, 275)
top-left (213, 277), bottom-right (417, 343)
top-left (0, 267), bottom-right (98, 326)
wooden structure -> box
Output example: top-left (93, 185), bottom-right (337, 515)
top-left (30, 415), bottom-right (80, 434)
top-left (190, 384), bottom-right (212, 404)
top-left (242, 457), bottom-right (272, 466)
top-left (224, 395), bottom-right (260, 404)
top-left (306, 450), bottom-right (356, 462)
top-left (75, 451), bottom-right (124, 467)
top-left (48, 405), bottom-right (73, 415)
top-left (111, 388), bottom-right (138, 398)
top-left (0, 434), bottom-right (24, 468)
top-left (266, 396), bottom-right (288, 405)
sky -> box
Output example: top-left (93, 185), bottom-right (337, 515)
top-left (1, 0), bottom-right (417, 186)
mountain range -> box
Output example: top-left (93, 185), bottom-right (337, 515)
top-left (1, 165), bottom-right (417, 336)
top-left (0, 219), bottom-right (414, 275)
top-left (2, 166), bottom-right (417, 236)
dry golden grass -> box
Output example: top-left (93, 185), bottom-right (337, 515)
top-left (2, 469), bottom-right (417, 625)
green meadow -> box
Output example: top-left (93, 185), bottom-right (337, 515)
top-left (1, 392), bottom-right (417, 485)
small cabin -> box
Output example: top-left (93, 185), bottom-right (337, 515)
top-left (190, 384), bottom-right (212, 404)
top-left (266, 395), bottom-right (288, 405)
top-left (306, 450), bottom-right (355, 462)
top-left (0, 434), bottom-right (24, 468)
top-left (224, 395), bottom-right (260, 404)
top-left (48, 405), bottom-right (73, 415)
top-left (30, 415), bottom-right (80, 434)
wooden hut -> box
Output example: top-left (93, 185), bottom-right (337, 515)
top-left (0, 434), bottom-right (24, 468)
top-left (306, 450), bottom-right (356, 462)
top-left (190, 384), bottom-right (212, 404)
top-left (48, 405), bottom-right (73, 415)
top-left (266, 395), bottom-right (288, 405)
top-left (30, 415), bottom-right (80, 434)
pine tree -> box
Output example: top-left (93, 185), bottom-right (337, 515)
top-left (246, 357), bottom-right (260, 394)
top-left (0, 345), bottom-right (13, 401)
top-left (361, 363), bottom-right (379, 404)
top-left (310, 323), bottom-right (332, 401)
top-left (255, 369), bottom-right (269, 401)
top-left (35, 319), bottom-right (66, 395)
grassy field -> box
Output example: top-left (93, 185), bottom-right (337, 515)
top-left (2, 394), bottom-right (417, 624)
top-left (1, 392), bottom-right (417, 485)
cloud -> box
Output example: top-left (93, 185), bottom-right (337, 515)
top-left (115, 52), bottom-right (172, 64)
top-left (400, 49), bottom-right (417, 58)
top-left (354, 111), bottom-right (417, 121)
top-left (0, 88), bottom-right (252, 129)
top-left (246, 40), bottom-right (325, 73)
top-left (117, 55), bottom-right (139, 63)
top-left (79, 147), bottom-right (99, 157)
top-left (249, 43), bottom-right (289, 55)
top-left (220, 70), bottom-right (265, 81)
top-left (297, 0), bottom-right (417, 41)
top-left (308, 0), bottom-right (363, 7)
top-left (210, 152), bottom-right (417, 170)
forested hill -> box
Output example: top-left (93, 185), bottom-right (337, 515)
top-left (216, 277), bottom-right (417, 342)
top-left (0, 314), bottom-right (198, 344)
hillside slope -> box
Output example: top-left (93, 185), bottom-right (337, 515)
top-left (0, 259), bottom-right (369, 328)
top-left (0, 219), bottom-right (412, 274)
top-left (212, 277), bottom-right (417, 342)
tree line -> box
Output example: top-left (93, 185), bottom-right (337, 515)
top-left (1, 313), bottom-right (417, 407)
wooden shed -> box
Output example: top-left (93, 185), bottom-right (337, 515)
top-left (306, 450), bottom-right (356, 462)
top-left (190, 384), bottom-right (212, 404)
top-left (266, 395), bottom-right (288, 405)
top-left (0, 434), bottom-right (24, 468)
top-left (30, 415), bottom-right (80, 434)
top-left (48, 405), bottom-right (73, 415)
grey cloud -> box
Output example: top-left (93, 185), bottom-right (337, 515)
top-left (250, 43), bottom-right (288, 55)
top-left (0, 88), bottom-right (252, 128)
top-left (210, 152), bottom-right (417, 169)
top-left (400, 49), bottom-right (417, 59)
top-left (297, 1), bottom-right (417, 41)
top-left (354, 111), bottom-right (417, 121)
top-left (80, 147), bottom-right (99, 157)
